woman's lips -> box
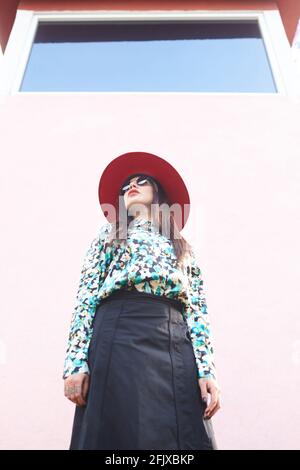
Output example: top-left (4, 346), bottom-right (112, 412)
top-left (128, 190), bottom-right (140, 196)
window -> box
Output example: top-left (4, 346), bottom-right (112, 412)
top-left (19, 19), bottom-right (276, 92)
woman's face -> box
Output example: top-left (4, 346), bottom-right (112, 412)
top-left (122, 175), bottom-right (154, 215)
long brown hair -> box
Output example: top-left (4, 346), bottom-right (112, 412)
top-left (106, 173), bottom-right (193, 270)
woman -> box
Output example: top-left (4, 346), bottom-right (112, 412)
top-left (63, 151), bottom-right (221, 450)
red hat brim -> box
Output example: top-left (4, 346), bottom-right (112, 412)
top-left (98, 151), bottom-right (190, 230)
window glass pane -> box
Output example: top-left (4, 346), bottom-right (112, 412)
top-left (20, 20), bottom-right (277, 92)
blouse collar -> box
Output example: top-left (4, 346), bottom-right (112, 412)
top-left (129, 216), bottom-right (159, 232)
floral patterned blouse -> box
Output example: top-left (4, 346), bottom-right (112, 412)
top-left (62, 216), bottom-right (217, 382)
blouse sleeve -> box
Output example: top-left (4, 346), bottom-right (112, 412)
top-left (62, 222), bottom-right (111, 379)
top-left (182, 252), bottom-right (218, 382)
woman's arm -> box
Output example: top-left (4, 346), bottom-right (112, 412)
top-left (62, 223), bottom-right (111, 380)
top-left (183, 252), bottom-right (217, 382)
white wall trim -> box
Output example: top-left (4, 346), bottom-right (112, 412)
top-left (0, 8), bottom-right (299, 96)
top-left (291, 18), bottom-right (300, 81)
top-left (0, 43), bottom-right (4, 90)
top-left (261, 10), bottom-right (300, 97)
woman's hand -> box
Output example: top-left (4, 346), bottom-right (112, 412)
top-left (64, 373), bottom-right (90, 407)
top-left (198, 378), bottom-right (221, 420)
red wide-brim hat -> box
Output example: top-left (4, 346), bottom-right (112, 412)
top-left (98, 151), bottom-right (190, 230)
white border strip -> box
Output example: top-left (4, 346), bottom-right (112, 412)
top-left (0, 9), bottom-right (299, 96)
top-left (292, 18), bottom-right (300, 77)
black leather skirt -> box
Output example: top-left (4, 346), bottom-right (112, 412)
top-left (69, 288), bottom-right (217, 450)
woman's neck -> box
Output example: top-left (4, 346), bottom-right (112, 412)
top-left (133, 212), bottom-right (151, 221)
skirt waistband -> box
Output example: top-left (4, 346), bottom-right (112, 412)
top-left (99, 288), bottom-right (184, 313)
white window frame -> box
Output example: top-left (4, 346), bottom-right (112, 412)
top-left (0, 8), bottom-right (299, 96)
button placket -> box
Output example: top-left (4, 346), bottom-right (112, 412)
top-left (185, 326), bottom-right (192, 341)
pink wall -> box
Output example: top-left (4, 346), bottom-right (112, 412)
top-left (277, 0), bottom-right (300, 44)
top-left (1, 92), bottom-right (300, 450)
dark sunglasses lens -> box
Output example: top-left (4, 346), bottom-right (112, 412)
top-left (121, 183), bottom-right (130, 193)
top-left (136, 177), bottom-right (149, 186)
top-left (121, 176), bottom-right (150, 194)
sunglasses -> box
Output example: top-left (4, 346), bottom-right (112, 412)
top-left (120, 176), bottom-right (153, 195)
